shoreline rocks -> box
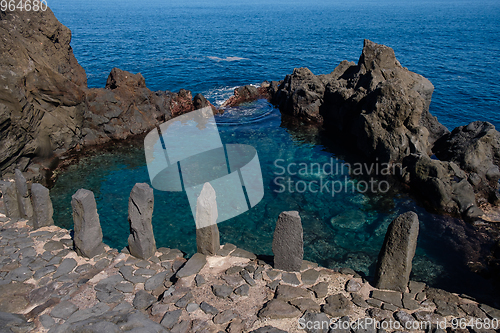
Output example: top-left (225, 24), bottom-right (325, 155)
top-left (0, 209), bottom-right (498, 332)
top-left (0, 8), bottom-right (213, 184)
top-left (223, 39), bottom-right (499, 222)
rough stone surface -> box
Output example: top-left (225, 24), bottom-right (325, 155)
top-left (200, 301), bottom-right (218, 315)
top-left (258, 299), bottom-right (302, 319)
top-left (195, 183), bottom-right (220, 255)
top-left (128, 183), bottom-right (156, 260)
top-left (176, 253), bottom-right (206, 278)
top-left (282, 272), bottom-right (301, 286)
top-left (290, 297), bottom-right (321, 312)
top-left (196, 224), bottom-right (220, 256)
top-left (250, 326), bottom-right (288, 333)
top-left (71, 189), bottom-right (105, 258)
top-left (230, 248), bottom-right (257, 259)
top-left (310, 282), bottom-right (329, 299)
top-left (144, 271), bottom-right (168, 291)
top-left (161, 309), bottom-right (182, 329)
top-left (53, 258), bottom-right (77, 279)
top-left (213, 309), bottom-right (237, 325)
top-left (301, 269), bottom-right (320, 285)
top-left (322, 294), bottom-right (353, 317)
top-left (50, 301), bottom-right (79, 319)
top-left (272, 211), bottom-right (303, 272)
top-left (216, 243), bottom-right (236, 257)
top-left (14, 169), bottom-right (33, 219)
top-left (371, 290), bottom-right (403, 308)
top-left (434, 121), bottom-right (500, 205)
top-left (375, 211), bottom-right (419, 292)
top-left (301, 311), bottom-right (332, 333)
top-left (212, 284), bottom-right (233, 299)
top-left (133, 290), bottom-right (156, 310)
top-left (31, 183), bottom-right (54, 229)
top-left (275, 284), bottom-right (313, 301)
top-left (346, 279), bottom-right (362, 292)
top-left (234, 284), bottom-right (250, 296)
top-left (0, 182), bottom-right (20, 218)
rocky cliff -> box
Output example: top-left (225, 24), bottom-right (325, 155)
top-left (225, 40), bottom-right (500, 220)
top-left (0, 8), bottom-right (205, 178)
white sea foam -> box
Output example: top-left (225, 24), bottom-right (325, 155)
top-left (207, 56), bottom-right (249, 62)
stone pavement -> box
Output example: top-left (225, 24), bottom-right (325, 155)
top-left (0, 216), bottom-right (499, 332)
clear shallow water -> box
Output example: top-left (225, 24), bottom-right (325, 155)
top-left (51, 89), bottom-right (494, 299)
top-left (47, 0), bottom-right (500, 300)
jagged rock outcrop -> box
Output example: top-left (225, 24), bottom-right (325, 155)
top-left (222, 84), bottom-right (270, 108)
top-left (434, 121), bottom-right (500, 205)
top-left (262, 39), bottom-right (499, 219)
top-left (0, 8), bottom-right (209, 180)
top-left (84, 68), bottom-right (175, 145)
top-left (271, 39), bottom-right (448, 164)
top-left (0, 7), bottom-right (87, 174)
top-left (402, 154), bottom-right (481, 219)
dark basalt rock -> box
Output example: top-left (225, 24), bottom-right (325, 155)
top-left (71, 189), bottom-right (105, 258)
top-left (261, 39), bottom-right (499, 218)
top-left (222, 84), bottom-right (270, 108)
top-left (374, 212), bottom-right (419, 292)
top-left (434, 121), bottom-right (500, 205)
top-left (0, 8), bottom-right (211, 180)
top-left (128, 183), bottom-right (156, 260)
top-left (272, 211), bottom-right (304, 272)
top-left (31, 183), bottom-right (54, 229)
top-left (270, 39), bottom-right (447, 164)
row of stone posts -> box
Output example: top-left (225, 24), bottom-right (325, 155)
top-left (0, 169), bottom-right (54, 229)
top-left (270, 209), bottom-right (420, 293)
top-left (1, 173), bottom-right (419, 291)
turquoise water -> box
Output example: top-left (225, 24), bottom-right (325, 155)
top-left (50, 97), bottom-right (493, 299)
top-left (47, 0), bottom-right (500, 300)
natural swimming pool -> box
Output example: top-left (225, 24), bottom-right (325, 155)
top-left (50, 96), bottom-right (496, 301)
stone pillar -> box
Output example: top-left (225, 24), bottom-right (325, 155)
top-left (272, 211), bottom-right (303, 272)
top-left (14, 169), bottom-right (33, 219)
top-left (0, 181), bottom-right (21, 218)
top-left (72, 189), bottom-right (105, 258)
top-left (31, 183), bottom-right (54, 229)
top-left (195, 183), bottom-right (220, 255)
top-left (128, 183), bottom-right (156, 260)
top-left (375, 211), bottom-right (419, 292)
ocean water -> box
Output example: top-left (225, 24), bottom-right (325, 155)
top-left (48, 0), bottom-right (500, 300)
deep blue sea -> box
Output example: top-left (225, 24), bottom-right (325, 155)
top-left (48, 0), bottom-right (500, 300)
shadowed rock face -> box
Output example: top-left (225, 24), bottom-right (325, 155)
top-left (264, 39), bottom-right (500, 219)
top-left (0, 8), bottom-right (206, 179)
top-left (434, 121), bottom-right (500, 205)
top-left (271, 39), bottom-right (448, 164)
top-left (0, 8), bottom-right (87, 173)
